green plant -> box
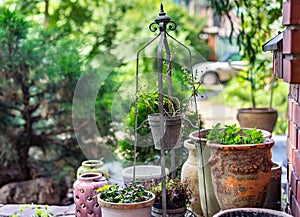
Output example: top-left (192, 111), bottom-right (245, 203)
top-left (149, 178), bottom-right (191, 207)
top-left (206, 123), bottom-right (264, 145)
top-left (210, 0), bottom-right (282, 108)
top-left (97, 182), bottom-right (153, 203)
top-left (9, 205), bottom-right (55, 217)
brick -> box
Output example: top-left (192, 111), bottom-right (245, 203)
top-left (289, 162), bottom-right (293, 182)
top-left (288, 98), bottom-right (296, 121)
top-left (283, 59), bottom-right (300, 84)
top-left (294, 102), bottom-right (300, 127)
top-left (294, 150), bottom-right (300, 177)
top-left (287, 137), bottom-right (297, 165)
top-left (298, 129), bottom-right (300, 151)
top-left (290, 84), bottom-right (300, 102)
top-left (292, 194), bottom-right (300, 217)
top-left (291, 123), bottom-right (299, 149)
top-left (287, 185), bottom-right (292, 206)
top-left (283, 29), bottom-right (300, 54)
top-left (283, 0), bottom-right (300, 26)
top-left (292, 170), bottom-right (299, 195)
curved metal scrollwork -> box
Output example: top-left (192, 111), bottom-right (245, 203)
top-left (149, 22), bottom-right (159, 32)
top-left (149, 20), bottom-right (177, 33)
top-left (167, 21), bottom-right (177, 31)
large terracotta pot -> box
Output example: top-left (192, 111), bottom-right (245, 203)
top-left (181, 139), bottom-right (203, 216)
top-left (237, 108), bottom-right (278, 133)
top-left (98, 192), bottom-right (155, 217)
top-left (148, 113), bottom-right (183, 150)
top-left (207, 139), bottom-right (274, 210)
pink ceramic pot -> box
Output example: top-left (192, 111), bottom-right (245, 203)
top-left (73, 173), bottom-right (108, 217)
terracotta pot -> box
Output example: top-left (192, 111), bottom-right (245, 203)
top-left (237, 108), bottom-right (278, 133)
top-left (148, 113), bottom-right (183, 150)
top-left (263, 163), bottom-right (282, 211)
top-left (188, 128), bottom-right (271, 217)
top-left (181, 139), bottom-right (203, 216)
top-left (98, 192), bottom-right (155, 217)
top-left (207, 139), bottom-right (274, 210)
top-left (77, 159), bottom-right (109, 180)
top-left (73, 173), bottom-right (108, 217)
top-left (213, 208), bottom-right (293, 217)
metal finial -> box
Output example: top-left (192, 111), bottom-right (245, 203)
top-left (159, 3), bottom-right (165, 15)
top-left (154, 3), bottom-right (171, 24)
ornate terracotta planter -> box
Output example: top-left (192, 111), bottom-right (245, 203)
top-left (207, 139), bottom-right (274, 210)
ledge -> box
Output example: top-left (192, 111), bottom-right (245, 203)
top-left (0, 204), bottom-right (75, 217)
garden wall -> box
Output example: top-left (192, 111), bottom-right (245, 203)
top-left (283, 1), bottom-right (300, 216)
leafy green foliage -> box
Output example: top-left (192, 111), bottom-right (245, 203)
top-left (9, 205), bottom-right (54, 217)
top-left (97, 182), bottom-right (152, 203)
top-left (0, 7), bottom-right (85, 182)
top-left (210, 0), bottom-right (283, 108)
top-left (207, 123), bottom-right (264, 145)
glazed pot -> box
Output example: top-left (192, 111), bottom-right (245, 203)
top-left (73, 173), bottom-right (108, 217)
top-left (98, 192), bottom-right (155, 217)
top-left (237, 108), bottom-right (278, 133)
top-left (148, 113), bottom-right (183, 150)
top-left (77, 159), bottom-right (109, 180)
top-left (207, 139), bottom-right (274, 210)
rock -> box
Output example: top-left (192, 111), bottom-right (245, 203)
top-left (0, 178), bottom-right (61, 204)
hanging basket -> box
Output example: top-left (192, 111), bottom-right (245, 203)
top-left (148, 113), bottom-right (183, 150)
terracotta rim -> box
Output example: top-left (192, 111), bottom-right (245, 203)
top-left (189, 128), bottom-right (272, 142)
top-left (98, 192), bottom-right (155, 210)
top-left (238, 108), bottom-right (277, 114)
top-left (207, 138), bottom-right (274, 150)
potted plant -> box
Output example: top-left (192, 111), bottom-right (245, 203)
top-left (149, 178), bottom-right (191, 217)
top-left (205, 123), bottom-right (274, 210)
top-left (143, 91), bottom-right (183, 150)
top-left (188, 126), bottom-right (272, 217)
top-left (97, 182), bottom-right (155, 217)
top-left (209, 1), bottom-right (281, 133)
